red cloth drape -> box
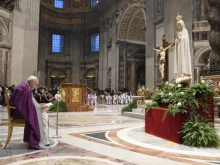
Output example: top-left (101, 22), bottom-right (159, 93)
top-left (145, 98), bottom-right (214, 143)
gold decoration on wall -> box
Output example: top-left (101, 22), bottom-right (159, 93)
top-left (86, 68), bottom-right (96, 78)
top-left (72, 88), bottom-right (80, 103)
top-left (40, 0), bottom-right (91, 13)
top-left (41, 12), bottom-right (98, 25)
top-left (60, 88), bottom-right (66, 102)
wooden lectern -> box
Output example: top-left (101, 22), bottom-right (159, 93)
top-left (60, 83), bottom-right (93, 112)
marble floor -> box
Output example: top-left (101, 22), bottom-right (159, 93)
top-left (0, 105), bottom-right (220, 165)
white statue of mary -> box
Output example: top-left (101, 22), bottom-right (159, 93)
top-left (174, 14), bottom-right (192, 81)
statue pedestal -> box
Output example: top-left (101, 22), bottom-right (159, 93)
top-left (60, 83), bottom-right (93, 112)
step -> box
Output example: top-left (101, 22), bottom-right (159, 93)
top-left (137, 105), bottom-right (146, 109)
top-left (122, 112), bottom-right (145, 120)
top-left (215, 118), bottom-right (220, 123)
top-left (132, 108), bottom-right (145, 114)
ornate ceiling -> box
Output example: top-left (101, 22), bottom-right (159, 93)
top-left (118, 5), bottom-right (146, 44)
top-left (40, 0), bottom-right (91, 13)
top-left (40, 0), bottom-right (111, 25)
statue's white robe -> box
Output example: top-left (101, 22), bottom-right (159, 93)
top-left (174, 20), bottom-right (192, 77)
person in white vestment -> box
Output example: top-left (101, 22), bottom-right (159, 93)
top-left (54, 91), bottom-right (62, 101)
top-left (28, 76), bottom-right (50, 148)
top-left (87, 93), bottom-right (91, 105)
top-left (106, 93), bottom-right (112, 105)
top-left (94, 93), bottom-right (97, 105)
top-left (90, 92), bottom-right (95, 106)
top-left (128, 94), bottom-right (131, 104)
top-left (125, 93), bottom-right (129, 104)
top-left (113, 93), bottom-right (118, 105)
top-left (174, 14), bottom-right (192, 79)
top-left (120, 93), bottom-right (125, 104)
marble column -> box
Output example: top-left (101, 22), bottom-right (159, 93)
top-left (0, 50), bottom-right (9, 85)
top-left (131, 61), bottom-right (136, 93)
top-left (0, 51), bottom-right (3, 84)
top-left (46, 66), bottom-right (51, 88)
top-left (9, 0), bottom-right (41, 85)
top-left (98, 30), bottom-right (108, 90)
top-left (95, 65), bottom-right (99, 89)
top-left (200, 0), bottom-right (207, 20)
top-left (145, 0), bottom-right (155, 90)
top-left (67, 70), bottom-right (71, 82)
top-left (72, 39), bottom-right (81, 83)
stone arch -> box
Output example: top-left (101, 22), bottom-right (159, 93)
top-left (50, 68), bottom-right (67, 78)
top-left (85, 67), bottom-right (96, 78)
top-left (194, 47), bottom-right (211, 66)
top-left (50, 68), bottom-right (67, 88)
top-left (117, 3), bottom-right (146, 44)
top-left (85, 67), bottom-right (96, 89)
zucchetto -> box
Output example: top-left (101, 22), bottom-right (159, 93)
top-left (27, 76), bottom-right (38, 81)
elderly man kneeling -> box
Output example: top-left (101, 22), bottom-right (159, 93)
top-left (10, 76), bottom-right (50, 150)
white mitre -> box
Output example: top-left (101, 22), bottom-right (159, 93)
top-left (27, 76), bottom-right (38, 81)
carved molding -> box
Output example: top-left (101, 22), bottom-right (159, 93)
top-left (117, 4), bottom-right (146, 43)
top-left (119, 48), bottom-right (126, 89)
top-left (154, 0), bottom-right (164, 22)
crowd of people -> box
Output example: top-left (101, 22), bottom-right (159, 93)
top-left (84, 91), bottom-right (135, 106)
top-left (0, 84), bottom-right (61, 106)
top-left (0, 83), bottom-right (135, 107)
top-left (1, 76), bottom-right (137, 150)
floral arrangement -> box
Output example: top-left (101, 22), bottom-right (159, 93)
top-left (146, 80), bottom-right (214, 120)
top-left (146, 80), bottom-right (220, 148)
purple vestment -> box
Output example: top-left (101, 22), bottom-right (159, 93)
top-left (10, 82), bottom-right (40, 149)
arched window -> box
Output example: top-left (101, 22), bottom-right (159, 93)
top-left (91, 33), bottom-right (100, 52)
top-left (91, 0), bottom-right (99, 7)
top-left (54, 0), bottom-right (64, 9)
top-left (52, 34), bottom-right (64, 53)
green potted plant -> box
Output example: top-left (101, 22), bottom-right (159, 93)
top-left (181, 113), bottom-right (220, 148)
top-left (49, 101), bottom-right (67, 112)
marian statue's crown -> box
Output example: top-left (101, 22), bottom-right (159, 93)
top-left (176, 13), bottom-right (182, 21)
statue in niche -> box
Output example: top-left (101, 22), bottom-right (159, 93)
top-left (154, 43), bottom-right (173, 81)
top-left (206, 0), bottom-right (220, 71)
top-left (174, 13), bottom-right (192, 86)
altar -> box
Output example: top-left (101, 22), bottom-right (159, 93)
top-left (60, 83), bottom-right (93, 112)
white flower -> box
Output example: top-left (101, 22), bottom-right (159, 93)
top-left (169, 92), bottom-right (172, 95)
top-left (181, 92), bottom-right (184, 95)
top-left (177, 102), bottom-right (182, 106)
top-left (201, 80), bottom-right (205, 84)
top-left (165, 81), bottom-right (169, 85)
top-left (177, 84), bottom-right (182, 87)
top-left (170, 83), bottom-right (174, 87)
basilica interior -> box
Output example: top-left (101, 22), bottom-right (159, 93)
top-left (1, 0), bottom-right (220, 165)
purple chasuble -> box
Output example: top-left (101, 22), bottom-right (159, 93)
top-left (10, 82), bottom-right (40, 149)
